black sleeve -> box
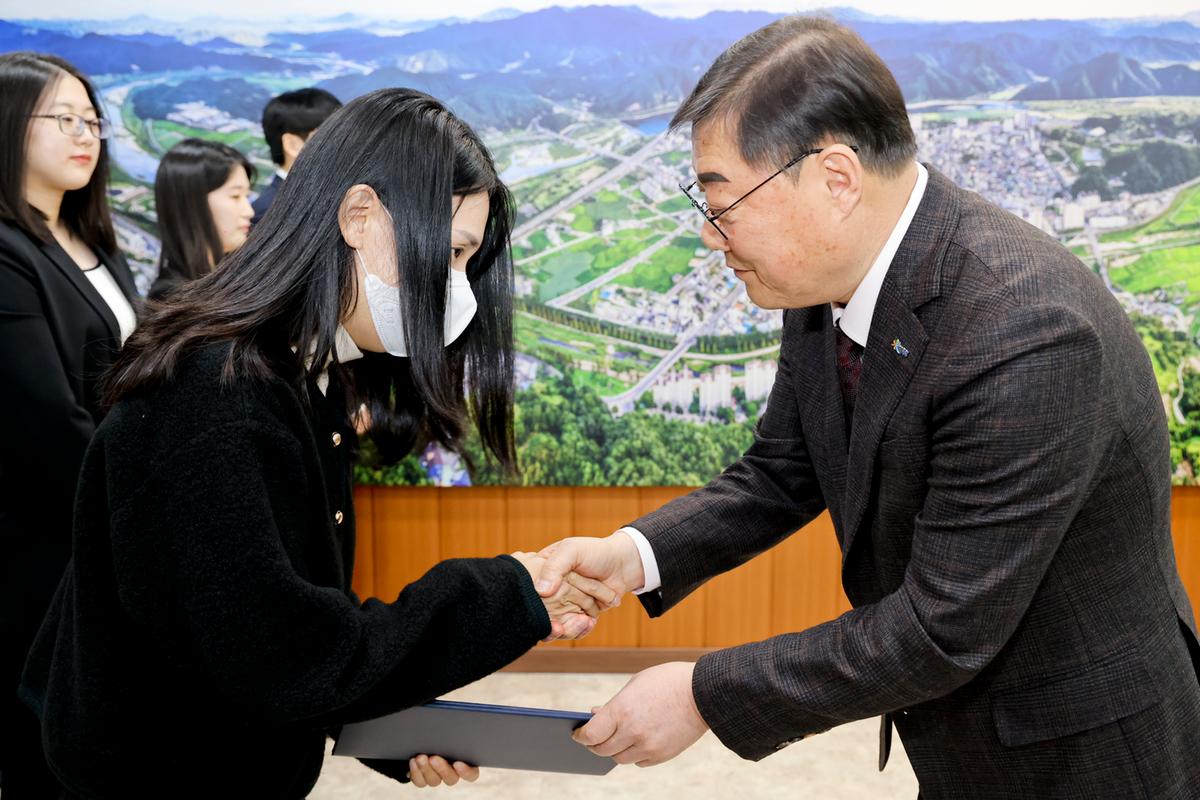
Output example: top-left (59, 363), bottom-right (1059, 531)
top-left (147, 273), bottom-right (183, 303)
top-left (112, 417), bottom-right (551, 728)
top-left (0, 247), bottom-right (96, 517)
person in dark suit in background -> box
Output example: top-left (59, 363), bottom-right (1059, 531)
top-left (20, 87), bottom-right (614, 798)
top-left (252, 87), bottom-right (342, 226)
top-left (148, 138), bottom-right (255, 301)
top-left (536, 17), bottom-right (1200, 799)
top-left (0, 51), bottom-right (139, 799)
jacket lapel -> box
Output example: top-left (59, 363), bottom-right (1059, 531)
top-left (99, 248), bottom-right (143, 314)
top-left (41, 238), bottom-right (121, 342)
top-left (839, 285), bottom-right (929, 558)
top-left (837, 165), bottom-right (962, 561)
top-left (819, 309), bottom-right (851, 535)
top-left (785, 306), bottom-right (853, 547)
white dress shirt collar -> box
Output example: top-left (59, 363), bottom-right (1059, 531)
top-left (831, 162), bottom-right (928, 348)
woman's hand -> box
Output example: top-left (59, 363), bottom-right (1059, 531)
top-left (408, 754), bottom-right (479, 787)
top-left (511, 551), bottom-right (619, 640)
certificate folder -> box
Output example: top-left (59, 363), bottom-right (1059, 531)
top-left (333, 699), bottom-right (617, 776)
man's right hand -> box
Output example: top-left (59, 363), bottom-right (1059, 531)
top-left (510, 551), bottom-right (617, 640)
top-left (535, 532), bottom-right (646, 602)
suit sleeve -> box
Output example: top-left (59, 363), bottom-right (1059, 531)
top-left (111, 417), bottom-right (551, 728)
top-left (691, 304), bottom-right (1108, 759)
top-left (0, 248), bottom-right (96, 522)
top-left (631, 311), bottom-right (827, 616)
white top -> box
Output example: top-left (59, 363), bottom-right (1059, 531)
top-left (314, 325), bottom-right (365, 396)
top-left (83, 264), bottom-right (137, 345)
top-left (625, 161), bottom-right (929, 595)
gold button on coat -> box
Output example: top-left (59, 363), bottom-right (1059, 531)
top-left (331, 432), bottom-right (342, 447)
top-left (334, 510), bottom-right (344, 525)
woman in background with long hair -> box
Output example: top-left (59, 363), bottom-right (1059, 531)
top-left (0, 51), bottom-right (139, 799)
top-left (148, 138), bottom-right (255, 301)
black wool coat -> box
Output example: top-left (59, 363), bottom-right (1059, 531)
top-left (21, 342), bottom-right (550, 798)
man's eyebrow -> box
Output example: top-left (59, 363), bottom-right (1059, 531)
top-left (696, 171), bottom-right (730, 188)
top-left (452, 229), bottom-right (480, 247)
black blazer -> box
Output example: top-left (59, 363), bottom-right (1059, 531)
top-left (631, 167), bottom-right (1200, 798)
top-left (146, 265), bottom-right (186, 303)
top-left (0, 220), bottom-right (140, 687)
top-left (251, 173), bottom-right (284, 227)
top-left (19, 343), bottom-right (551, 797)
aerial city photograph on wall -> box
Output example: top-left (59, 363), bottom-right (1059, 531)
top-left (5, 1), bottom-right (1199, 485)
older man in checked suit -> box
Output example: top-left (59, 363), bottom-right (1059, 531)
top-left (535, 16), bottom-right (1200, 799)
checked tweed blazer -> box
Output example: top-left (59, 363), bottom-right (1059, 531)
top-left (632, 166), bottom-right (1200, 799)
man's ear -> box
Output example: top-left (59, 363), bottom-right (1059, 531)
top-left (819, 143), bottom-right (864, 219)
top-left (281, 131), bottom-right (307, 167)
top-left (338, 184), bottom-right (379, 250)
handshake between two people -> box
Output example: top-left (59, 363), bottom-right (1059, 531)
top-left (510, 531), bottom-right (647, 641)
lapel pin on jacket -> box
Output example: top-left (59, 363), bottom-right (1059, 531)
top-left (891, 338), bottom-right (910, 358)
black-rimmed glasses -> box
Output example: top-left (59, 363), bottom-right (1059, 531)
top-left (30, 113), bottom-right (112, 140)
top-left (678, 144), bottom-right (859, 239)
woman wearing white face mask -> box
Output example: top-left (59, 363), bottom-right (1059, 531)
top-left (20, 88), bottom-right (616, 799)
top-left (351, 200), bottom-right (479, 357)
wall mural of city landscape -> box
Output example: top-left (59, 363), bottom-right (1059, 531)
top-left (4, 5), bottom-right (1199, 485)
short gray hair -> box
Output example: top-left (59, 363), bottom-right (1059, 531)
top-left (671, 16), bottom-right (917, 177)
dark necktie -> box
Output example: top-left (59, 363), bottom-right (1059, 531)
top-left (836, 327), bottom-right (864, 428)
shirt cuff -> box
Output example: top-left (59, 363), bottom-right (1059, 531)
top-left (617, 526), bottom-right (662, 595)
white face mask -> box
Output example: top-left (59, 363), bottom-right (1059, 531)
top-left (356, 249), bottom-right (478, 357)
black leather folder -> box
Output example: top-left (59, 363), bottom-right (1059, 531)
top-left (333, 699), bottom-right (618, 776)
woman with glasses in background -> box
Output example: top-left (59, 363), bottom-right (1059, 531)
top-left (0, 52), bottom-right (139, 798)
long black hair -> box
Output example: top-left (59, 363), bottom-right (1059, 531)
top-left (106, 88), bottom-right (517, 470)
top-left (153, 138), bottom-right (256, 288)
top-left (0, 51), bottom-right (116, 253)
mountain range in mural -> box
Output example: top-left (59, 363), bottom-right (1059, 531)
top-left (5, 7), bottom-right (1200, 131)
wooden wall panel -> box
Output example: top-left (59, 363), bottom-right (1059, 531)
top-left (503, 487), bottom-right (575, 559)
top-left (571, 488), bottom-right (644, 647)
top-left (771, 512), bottom-right (851, 636)
top-left (353, 486), bottom-right (1200, 655)
top-left (1174, 487), bottom-right (1200, 605)
top-left (636, 487), bottom-right (707, 648)
top-left (438, 487), bottom-right (508, 561)
top-left (368, 487), bottom-right (440, 601)
top-left (505, 487), bottom-right (576, 649)
top-left (702, 543), bottom-right (776, 648)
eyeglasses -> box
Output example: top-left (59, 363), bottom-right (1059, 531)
top-left (30, 113), bottom-right (112, 140)
top-left (678, 144), bottom-right (860, 239)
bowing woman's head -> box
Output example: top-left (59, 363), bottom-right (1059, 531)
top-left (0, 51), bottom-right (115, 252)
top-left (154, 138), bottom-right (256, 285)
top-left (107, 88), bottom-right (518, 471)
